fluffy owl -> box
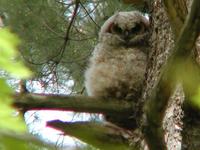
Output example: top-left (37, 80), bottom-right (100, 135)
top-left (84, 11), bottom-right (149, 128)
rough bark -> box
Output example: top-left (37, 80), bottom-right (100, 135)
top-left (143, 0), bottom-right (200, 149)
top-left (13, 94), bottom-right (133, 115)
top-left (141, 0), bottom-right (174, 149)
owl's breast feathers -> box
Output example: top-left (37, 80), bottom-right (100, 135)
top-left (85, 44), bottom-right (147, 100)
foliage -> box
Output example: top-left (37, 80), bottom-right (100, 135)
top-left (0, 28), bottom-right (31, 132)
top-left (0, 28), bottom-right (32, 78)
top-left (0, 131), bottom-right (50, 150)
top-left (0, 0), bottom-right (133, 93)
top-left (0, 28), bottom-right (53, 150)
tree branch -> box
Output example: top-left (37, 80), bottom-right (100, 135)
top-left (79, 2), bottom-right (100, 29)
top-left (53, 0), bottom-right (80, 62)
top-left (47, 120), bottom-right (136, 150)
top-left (143, 79), bottom-right (174, 150)
top-left (143, 0), bottom-right (200, 149)
top-left (13, 94), bottom-right (133, 116)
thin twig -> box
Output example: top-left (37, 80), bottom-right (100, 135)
top-left (80, 2), bottom-right (100, 28)
top-left (57, 0), bottom-right (80, 61)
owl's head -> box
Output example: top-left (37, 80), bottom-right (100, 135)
top-left (99, 11), bottom-right (149, 47)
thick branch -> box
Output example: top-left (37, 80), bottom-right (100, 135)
top-left (47, 120), bottom-right (135, 150)
top-left (143, 79), bottom-right (173, 150)
top-left (13, 94), bottom-right (133, 116)
top-left (143, 0), bottom-right (200, 149)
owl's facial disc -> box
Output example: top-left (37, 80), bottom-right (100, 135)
top-left (109, 22), bottom-right (144, 40)
top-left (105, 21), bottom-right (147, 46)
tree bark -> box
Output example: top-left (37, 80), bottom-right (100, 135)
top-left (144, 0), bottom-right (200, 149)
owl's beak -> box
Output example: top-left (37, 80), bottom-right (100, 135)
top-left (123, 30), bottom-right (131, 41)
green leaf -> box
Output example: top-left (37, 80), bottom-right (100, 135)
top-left (0, 130), bottom-right (53, 150)
top-left (0, 28), bottom-right (32, 78)
top-left (0, 29), bottom-right (31, 132)
top-left (0, 137), bottom-right (31, 150)
top-left (0, 79), bottom-right (12, 102)
top-left (0, 79), bottom-right (26, 132)
top-left (0, 103), bottom-right (26, 132)
top-left (192, 87), bottom-right (200, 108)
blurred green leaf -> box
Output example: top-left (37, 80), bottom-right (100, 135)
top-left (0, 29), bottom-right (30, 132)
top-left (0, 79), bottom-right (26, 132)
top-left (0, 28), bottom-right (32, 78)
top-left (0, 130), bottom-right (53, 150)
top-left (0, 79), bottom-right (12, 101)
top-left (192, 87), bottom-right (200, 108)
top-left (0, 103), bottom-right (26, 132)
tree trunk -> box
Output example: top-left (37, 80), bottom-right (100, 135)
top-left (146, 0), bottom-right (200, 149)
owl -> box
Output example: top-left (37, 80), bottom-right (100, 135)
top-left (84, 11), bottom-right (149, 128)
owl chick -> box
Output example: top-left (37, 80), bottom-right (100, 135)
top-left (85, 11), bottom-right (149, 100)
top-left (84, 11), bottom-right (149, 128)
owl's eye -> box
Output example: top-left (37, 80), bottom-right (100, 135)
top-left (130, 23), bottom-right (143, 34)
top-left (112, 25), bottom-right (123, 34)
